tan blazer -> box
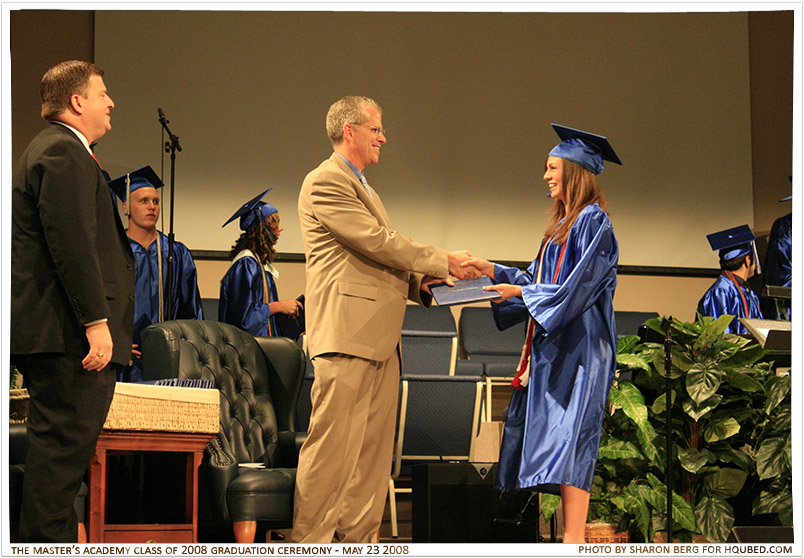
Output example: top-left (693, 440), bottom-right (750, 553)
top-left (298, 153), bottom-right (449, 362)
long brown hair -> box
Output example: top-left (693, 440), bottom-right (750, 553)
top-left (544, 158), bottom-right (608, 244)
top-left (228, 213), bottom-right (280, 264)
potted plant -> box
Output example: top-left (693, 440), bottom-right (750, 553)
top-left (541, 314), bottom-right (791, 543)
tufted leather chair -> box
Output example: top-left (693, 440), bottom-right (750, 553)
top-left (139, 319), bottom-right (306, 543)
top-left (9, 422), bottom-right (88, 542)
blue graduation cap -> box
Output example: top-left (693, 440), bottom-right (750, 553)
top-left (107, 166), bottom-right (163, 216)
top-left (549, 123), bottom-right (622, 175)
top-left (706, 224), bottom-right (761, 273)
top-left (222, 188), bottom-right (278, 231)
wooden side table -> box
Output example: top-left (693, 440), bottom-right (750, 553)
top-left (87, 430), bottom-right (214, 543)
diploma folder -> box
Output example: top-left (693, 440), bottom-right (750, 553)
top-left (275, 294), bottom-right (305, 340)
top-left (431, 277), bottom-right (501, 307)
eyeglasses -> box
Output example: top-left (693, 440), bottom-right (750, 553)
top-left (351, 123), bottom-right (386, 136)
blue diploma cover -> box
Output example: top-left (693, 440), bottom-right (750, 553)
top-left (431, 277), bottom-right (501, 306)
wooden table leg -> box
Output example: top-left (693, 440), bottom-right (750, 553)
top-left (87, 447), bottom-right (107, 543)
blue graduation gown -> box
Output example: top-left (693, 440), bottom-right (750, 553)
top-left (761, 213), bottom-right (792, 319)
top-left (123, 232), bottom-right (204, 382)
top-left (218, 252), bottom-right (281, 338)
top-left (697, 273), bottom-right (763, 334)
top-left (492, 203), bottom-right (619, 493)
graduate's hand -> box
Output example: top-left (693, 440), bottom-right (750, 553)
top-left (272, 299), bottom-right (303, 317)
top-left (448, 251), bottom-right (480, 280)
top-left (461, 257), bottom-right (495, 280)
top-left (83, 322), bottom-right (113, 371)
top-left (131, 344), bottom-right (142, 359)
top-left (421, 275), bottom-right (453, 295)
top-left (484, 283), bottom-right (521, 303)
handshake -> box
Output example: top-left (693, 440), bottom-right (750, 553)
top-left (448, 250), bottom-right (491, 280)
top-left (421, 250), bottom-right (494, 291)
top-left (423, 251), bottom-right (522, 303)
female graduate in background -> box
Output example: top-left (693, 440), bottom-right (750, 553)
top-left (462, 124), bottom-right (621, 543)
top-left (219, 188), bottom-right (303, 337)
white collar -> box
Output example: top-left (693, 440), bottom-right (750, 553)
top-left (234, 249), bottom-right (279, 279)
top-left (53, 121), bottom-right (92, 155)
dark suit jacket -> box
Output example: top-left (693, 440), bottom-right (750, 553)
top-left (11, 123), bottom-right (135, 366)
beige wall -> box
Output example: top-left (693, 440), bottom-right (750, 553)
top-left (8, 9), bottom-right (794, 329)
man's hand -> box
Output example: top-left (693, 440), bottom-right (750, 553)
top-left (421, 275), bottom-right (453, 295)
top-left (131, 344), bottom-right (142, 359)
top-left (83, 322), bottom-right (113, 371)
top-left (461, 257), bottom-right (495, 280)
top-left (484, 283), bottom-right (522, 303)
top-left (448, 251), bottom-right (481, 280)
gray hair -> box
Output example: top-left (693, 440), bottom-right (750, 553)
top-left (326, 96), bottom-right (382, 146)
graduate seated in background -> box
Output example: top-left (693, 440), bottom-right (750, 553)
top-left (218, 188), bottom-right (303, 338)
top-left (697, 224), bottom-right (763, 334)
top-left (761, 193), bottom-right (792, 320)
top-left (109, 166), bottom-right (203, 382)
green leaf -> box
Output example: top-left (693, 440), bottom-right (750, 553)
top-left (650, 389), bottom-right (677, 415)
top-left (722, 368), bottom-right (765, 393)
top-left (644, 473), bottom-right (697, 531)
top-left (764, 375), bottom-right (791, 415)
top-left (721, 342), bottom-right (768, 368)
top-left (768, 403), bottom-right (791, 434)
top-left (686, 362), bottom-right (724, 405)
top-left (714, 447), bottom-right (754, 473)
top-left (756, 435), bottom-right (791, 480)
top-left (695, 494), bottom-right (735, 542)
top-left (701, 468), bottom-right (749, 498)
top-left (609, 380), bottom-right (651, 430)
top-left (617, 352), bottom-right (653, 373)
top-left (651, 347), bottom-right (689, 379)
top-left (752, 477), bottom-right (793, 524)
top-left (635, 423), bottom-right (662, 472)
top-left (617, 335), bottom-right (642, 354)
top-left (598, 438), bottom-right (644, 461)
top-left (627, 483), bottom-right (654, 542)
top-left (694, 314), bottom-right (733, 350)
top-left (678, 447), bottom-right (715, 474)
top-left (540, 493), bottom-right (561, 521)
top-left (682, 394), bottom-right (722, 421)
top-left (703, 416), bottom-right (740, 443)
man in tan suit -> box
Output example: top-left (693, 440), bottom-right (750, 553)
top-left (293, 96), bottom-right (476, 542)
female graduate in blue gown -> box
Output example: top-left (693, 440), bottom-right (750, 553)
top-left (463, 124), bottom-right (620, 543)
top-left (219, 190), bottom-right (303, 337)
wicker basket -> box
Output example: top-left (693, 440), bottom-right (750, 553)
top-left (10, 388), bottom-right (29, 423)
top-left (585, 522), bottom-right (630, 543)
top-left (103, 382), bottom-right (219, 434)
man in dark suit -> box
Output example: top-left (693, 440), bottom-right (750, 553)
top-left (11, 60), bottom-right (135, 542)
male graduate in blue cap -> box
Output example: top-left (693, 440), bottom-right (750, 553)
top-left (109, 166), bottom-right (203, 381)
top-left (697, 224), bottom-right (763, 334)
top-left (761, 191), bottom-right (792, 320)
top-left (218, 188), bottom-right (303, 338)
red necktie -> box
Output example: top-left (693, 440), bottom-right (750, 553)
top-left (91, 152), bottom-right (102, 168)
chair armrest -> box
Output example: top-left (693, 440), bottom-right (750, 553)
top-left (9, 422), bottom-right (28, 464)
top-left (277, 431), bottom-right (307, 466)
top-left (202, 433), bottom-right (239, 523)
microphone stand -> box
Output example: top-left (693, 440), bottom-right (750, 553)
top-left (157, 108), bottom-right (182, 321)
top-left (661, 316), bottom-right (674, 542)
